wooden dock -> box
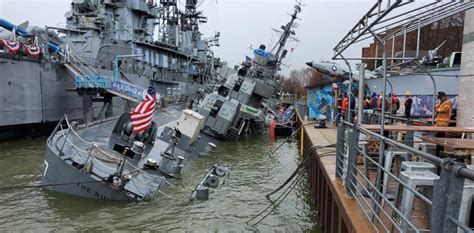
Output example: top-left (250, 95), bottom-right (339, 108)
top-left (302, 122), bottom-right (375, 232)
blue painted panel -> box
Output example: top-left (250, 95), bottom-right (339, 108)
top-left (307, 84), bottom-right (334, 119)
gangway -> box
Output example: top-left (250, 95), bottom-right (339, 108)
top-left (63, 48), bottom-right (145, 103)
top-left (0, 17), bottom-right (144, 103)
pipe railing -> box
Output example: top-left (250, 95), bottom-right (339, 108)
top-left (335, 119), bottom-right (474, 232)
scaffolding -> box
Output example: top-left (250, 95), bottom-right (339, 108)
top-left (332, 0), bottom-right (474, 135)
top-left (331, 2), bottom-right (474, 231)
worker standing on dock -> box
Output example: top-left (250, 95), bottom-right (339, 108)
top-left (404, 91), bottom-right (413, 119)
top-left (349, 93), bottom-right (356, 123)
top-left (369, 92), bottom-right (377, 109)
top-left (376, 92), bottom-right (388, 111)
top-left (434, 91), bottom-right (452, 127)
top-left (341, 94), bottom-right (349, 120)
top-left (388, 93), bottom-right (400, 114)
top-left (434, 91), bottom-right (452, 156)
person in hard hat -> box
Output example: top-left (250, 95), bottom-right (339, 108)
top-left (434, 91), bottom-right (452, 156)
top-left (434, 91), bottom-right (452, 127)
top-left (376, 92), bottom-right (388, 111)
top-left (369, 92), bottom-right (377, 109)
top-left (404, 92), bottom-right (413, 119)
top-left (388, 93), bottom-right (400, 114)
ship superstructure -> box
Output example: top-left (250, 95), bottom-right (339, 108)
top-left (0, 0), bottom-right (221, 140)
top-left (194, 3), bottom-right (302, 140)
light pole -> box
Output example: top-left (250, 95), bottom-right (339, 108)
top-left (114, 54), bottom-right (143, 81)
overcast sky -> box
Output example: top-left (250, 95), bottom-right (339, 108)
top-left (0, 0), bottom-right (379, 75)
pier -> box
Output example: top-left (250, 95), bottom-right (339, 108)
top-left (300, 122), bottom-right (373, 232)
top-left (298, 111), bottom-right (474, 232)
top-left (298, 1), bottom-right (474, 232)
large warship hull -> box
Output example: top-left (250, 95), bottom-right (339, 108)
top-left (0, 54), bottom-right (204, 141)
top-left (42, 145), bottom-right (131, 200)
top-left (0, 56), bottom-right (83, 140)
top-left (0, 0), bottom-right (220, 141)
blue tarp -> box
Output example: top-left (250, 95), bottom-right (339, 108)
top-left (253, 48), bottom-right (270, 59)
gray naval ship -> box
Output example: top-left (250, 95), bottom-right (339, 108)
top-left (41, 2), bottom-right (302, 201)
top-left (193, 3), bottom-right (303, 141)
top-left (0, 0), bottom-right (220, 141)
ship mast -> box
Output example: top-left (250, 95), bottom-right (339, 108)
top-left (271, 1), bottom-right (302, 64)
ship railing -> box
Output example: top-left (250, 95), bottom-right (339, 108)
top-left (335, 120), bottom-right (474, 232)
top-left (65, 46), bottom-right (110, 89)
top-left (49, 115), bottom-right (95, 158)
top-left (361, 109), bottom-right (433, 126)
top-left (66, 47), bottom-right (100, 76)
top-left (74, 75), bottom-right (112, 89)
top-left (337, 107), bottom-right (432, 126)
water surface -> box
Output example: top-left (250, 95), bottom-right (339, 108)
top-left (0, 135), bottom-right (318, 231)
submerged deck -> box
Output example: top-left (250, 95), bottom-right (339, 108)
top-left (302, 122), bottom-right (375, 232)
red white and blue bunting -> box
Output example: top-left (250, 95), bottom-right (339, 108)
top-left (23, 44), bottom-right (41, 57)
top-left (0, 38), bottom-right (21, 54)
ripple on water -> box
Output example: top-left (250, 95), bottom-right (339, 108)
top-left (0, 136), bottom-right (319, 231)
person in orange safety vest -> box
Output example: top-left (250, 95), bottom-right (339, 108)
top-left (434, 91), bottom-right (452, 127)
top-left (341, 94), bottom-right (349, 119)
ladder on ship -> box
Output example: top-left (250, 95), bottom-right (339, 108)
top-left (225, 127), bottom-right (240, 141)
top-left (61, 47), bottom-right (143, 103)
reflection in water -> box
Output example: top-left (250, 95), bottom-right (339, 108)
top-left (0, 135), bottom-right (319, 231)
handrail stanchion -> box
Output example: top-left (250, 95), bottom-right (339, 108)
top-left (59, 117), bottom-right (71, 156)
top-left (345, 125), bottom-right (359, 197)
top-left (340, 53), bottom-right (353, 123)
top-left (368, 28), bottom-right (388, 219)
top-left (430, 160), bottom-right (466, 233)
top-left (336, 122), bottom-right (345, 179)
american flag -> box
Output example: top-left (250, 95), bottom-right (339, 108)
top-left (131, 85), bottom-right (156, 133)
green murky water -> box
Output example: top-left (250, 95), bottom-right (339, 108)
top-left (0, 135), bottom-right (318, 231)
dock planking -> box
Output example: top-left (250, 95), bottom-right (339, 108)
top-left (302, 122), bottom-right (375, 233)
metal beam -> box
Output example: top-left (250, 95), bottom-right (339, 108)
top-left (332, 0), bottom-right (404, 59)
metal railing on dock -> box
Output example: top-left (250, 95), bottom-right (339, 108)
top-left (335, 120), bottom-right (474, 233)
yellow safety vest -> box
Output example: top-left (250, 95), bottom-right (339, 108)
top-left (435, 99), bottom-right (452, 124)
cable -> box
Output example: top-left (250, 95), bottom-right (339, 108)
top-left (269, 122), bottom-right (315, 157)
top-left (248, 174), bottom-right (304, 227)
top-left (246, 143), bottom-right (337, 226)
top-left (265, 147), bottom-right (315, 199)
top-left (0, 180), bottom-right (107, 192)
top-left (267, 143), bottom-right (336, 198)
